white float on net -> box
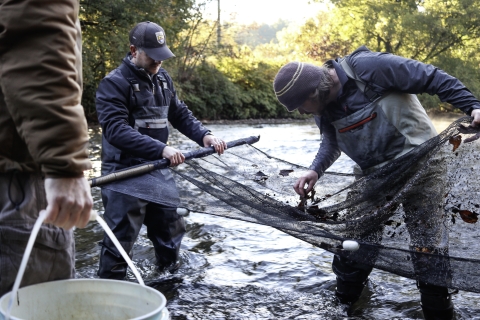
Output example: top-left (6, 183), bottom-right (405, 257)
top-left (342, 240), bottom-right (360, 251)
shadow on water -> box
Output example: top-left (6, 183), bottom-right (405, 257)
top-left (77, 116), bottom-right (480, 319)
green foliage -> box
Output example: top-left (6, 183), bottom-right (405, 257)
top-left (324, 0), bottom-right (480, 61)
top-left (179, 54), bottom-right (289, 120)
top-left (79, 0), bottom-right (291, 121)
top-left (234, 20), bottom-right (288, 48)
top-left (178, 61), bottom-right (243, 119)
top-left (287, 0), bottom-right (480, 109)
top-left (215, 55), bottom-right (289, 119)
top-left (79, 0), bottom-right (480, 122)
top-left (275, 10), bottom-right (353, 62)
top-left (79, 0), bottom-right (195, 121)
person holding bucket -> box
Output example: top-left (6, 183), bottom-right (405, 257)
top-left (95, 21), bottom-right (226, 279)
top-left (272, 46), bottom-right (480, 320)
top-left (0, 0), bottom-right (93, 297)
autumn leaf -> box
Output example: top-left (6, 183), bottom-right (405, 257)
top-left (459, 210), bottom-right (478, 224)
top-left (415, 247), bottom-right (432, 253)
top-left (449, 135), bottom-right (462, 151)
top-left (449, 135), bottom-right (462, 152)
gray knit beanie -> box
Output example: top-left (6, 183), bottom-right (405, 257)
top-left (273, 62), bottom-right (323, 112)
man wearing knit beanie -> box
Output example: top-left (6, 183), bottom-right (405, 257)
top-left (273, 62), bottom-right (336, 114)
top-left (272, 46), bottom-right (480, 320)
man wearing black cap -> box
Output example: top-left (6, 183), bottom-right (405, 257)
top-left (273, 46), bottom-right (480, 320)
top-left (95, 21), bottom-right (227, 278)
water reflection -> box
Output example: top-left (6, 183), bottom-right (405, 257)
top-left (77, 114), bottom-right (480, 319)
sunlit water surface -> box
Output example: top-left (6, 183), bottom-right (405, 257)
top-left (77, 113), bottom-right (480, 320)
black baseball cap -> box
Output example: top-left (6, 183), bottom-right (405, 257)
top-left (129, 21), bottom-right (175, 61)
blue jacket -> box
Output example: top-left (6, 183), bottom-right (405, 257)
top-left (96, 53), bottom-right (210, 173)
top-left (310, 46), bottom-right (480, 175)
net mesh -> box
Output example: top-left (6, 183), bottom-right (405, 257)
top-left (167, 116), bottom-right (480, 292)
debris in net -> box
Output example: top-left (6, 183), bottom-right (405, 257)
top-left (415, 247), bottom-right (432, 253)
top-left (254, 171), bottom-right (268, 181)
top-left (159, 116), bottom-right (480, 293)
top-left (279, 169), bottom-right (294, 177)
top-left (298, 189), bottom-right (316, 209)
top-left (449, 135), bottom-right (462, 151)
top-left (459, 210), bottom-right (478, 224)
top-left (306, 205), bottom-right (329, 221)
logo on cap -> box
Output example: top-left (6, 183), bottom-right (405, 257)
top-left (156, 31), bottom-right (165, 45)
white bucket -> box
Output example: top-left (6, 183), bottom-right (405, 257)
top-left (0, 211), bottom-right (170, 320)
top-left (0, 279), bottom-right (169, 320)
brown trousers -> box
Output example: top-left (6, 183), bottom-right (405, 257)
top-left (0, 172), bottom-right (75, 297)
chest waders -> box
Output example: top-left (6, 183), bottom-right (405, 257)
top-left (334, 58), bottom-right (437, 173)
top-left (98, 64), bottom-right (185, 280)
top-left (121, 63), bottom-right (172, 151)
top-left (113, 63), bottom-right (180, 205)
top-left (330, 59), bottom-right (453, 320)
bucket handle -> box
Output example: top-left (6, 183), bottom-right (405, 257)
top-left (91, 211), bottom-right (145, 286)
top-left (6, 210), bottom-right (145, 320)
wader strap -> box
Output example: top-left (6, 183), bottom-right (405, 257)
top-left (339, 58), bottom-right (381, 102)
top-left (116, 64), bottom-right (138, 132)
top-left (119, 63), bottom-right (140, 90)
top-left (157, 73), bottom-right (168, 90)
top-left (119, 61), bottom-right (171, 104)
top-left (156, 73), bottom-right (169, 106)
top-left (119, 63), bottom-right (140, 114)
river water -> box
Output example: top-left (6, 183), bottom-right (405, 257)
top-left (77, 113), bottom-right (480, 320)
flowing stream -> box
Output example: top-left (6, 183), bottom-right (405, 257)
top-left (77, 113), bottom-right (480, 319)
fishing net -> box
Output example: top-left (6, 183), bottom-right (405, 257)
top-left (97, 116), bottom-right (480, 293)
top-left (167, 116), bottom-right (480, 293)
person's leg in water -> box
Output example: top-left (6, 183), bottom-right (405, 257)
top-left (332, 165), bottom-right (385, 307)
top-left (332, 220), bottom-right (387, 308)
top-left (404, 153), bottom-right (453, 320)
top-left (98, 189), bottom-right (147, 279)
top-left (144, 203), bottom-right (186, 273)
top-left (416, 281), bottom-right (453, 320)
top-left (332, 254), bottom-right (373, 305)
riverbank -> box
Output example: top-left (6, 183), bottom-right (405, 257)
top-left (201, 117), bottom-right (313, 125)
top-left (87, 117), bottom-right (313, 127)
top-left (88, 111), bottom-right (464, 128)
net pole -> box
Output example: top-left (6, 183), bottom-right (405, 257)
top-left (89, 135), bottom-right (260, 187)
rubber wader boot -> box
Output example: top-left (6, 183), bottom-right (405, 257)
top-left (335, 278), bottom-right (368, 305)
top-left (98, 243), bottom-right (129, 280)
top-left (332, 255), bottom-right (372, 306)
top-left (418, 281), bottom-right (454, 320)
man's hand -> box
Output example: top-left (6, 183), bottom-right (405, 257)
top-left (293, 170), bottom-right (319, 197)
top-left (44, 177), bottom-right (93, 230)
top-left (162, 146), bottom-right (185, 167)
top-left (203, 135), bottom-right (227, 155)
top-left (471, 109), bottom-right (480, 127)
